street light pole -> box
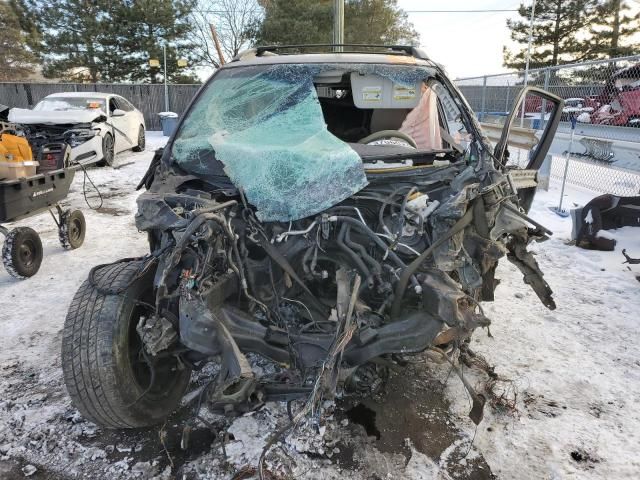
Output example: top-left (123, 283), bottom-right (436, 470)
top-left (333, 0), bottom-right (344, 52)
top-left (163, 44), bottom-right (169, 112)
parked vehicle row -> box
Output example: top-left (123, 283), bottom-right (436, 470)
top-left (521, 63), bottom-right (640, 127)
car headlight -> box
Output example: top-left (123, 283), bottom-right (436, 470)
top-left (66, 131), bottom-right (96, 147)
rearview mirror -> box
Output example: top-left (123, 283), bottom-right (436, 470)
top-left (494, 86), bottom-right (564, 171)
top-left (111, 108), bottom-right (126, 117)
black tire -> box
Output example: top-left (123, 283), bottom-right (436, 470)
top-left (61, 260), bottom-right (191, 428)
top-left (132, 126), bottom-right (145, 152)
top-left (101, 133), bottom-right (115, 167)
top-left (2, 227), bottom-right (43, 278)
top-left (59, 209), bottom-right (86, 250)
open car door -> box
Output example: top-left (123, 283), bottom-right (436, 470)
top-left (491, 86), bottom-right (564, 211)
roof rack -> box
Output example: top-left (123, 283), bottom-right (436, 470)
top-left (253, 44), bottom-right (430, 60)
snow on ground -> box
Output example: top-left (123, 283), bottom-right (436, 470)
top-left (443, 182), bottom-right (640, 479)
top-left (1, 136), bottom-right (639, 479)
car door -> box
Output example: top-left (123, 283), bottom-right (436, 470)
top-left (108, 97), bottom-right (134, 153)
top-left (116, 96), bottom-right (141, 141)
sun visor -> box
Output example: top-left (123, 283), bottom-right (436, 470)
top-left (350, 73), bottom-right (421, 109)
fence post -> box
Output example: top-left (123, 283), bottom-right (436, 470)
top-left (539, 67), bottom-right (551, 129)
top-left (505, 81), bottom-right (510, 114)
top-left (480, 76), bottom-right (487, 121)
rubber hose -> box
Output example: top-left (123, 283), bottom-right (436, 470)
top-left (390, 205), bottom-right (475, 320)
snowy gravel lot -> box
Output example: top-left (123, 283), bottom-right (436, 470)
top-left (1, 132), bottom-right (639, 479)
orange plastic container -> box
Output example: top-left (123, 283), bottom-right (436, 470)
top-left (0, 133), bottom-right (33, 162)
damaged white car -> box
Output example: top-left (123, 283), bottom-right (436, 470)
top-left (60, 46), bottom-right (563, 434)
top-left (9, 92), bottom-right (146, 167)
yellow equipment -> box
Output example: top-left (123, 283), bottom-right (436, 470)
top-left (0, 133), bottom-right (36, 181)
top-left (0, 133), bottom-right (33, 162)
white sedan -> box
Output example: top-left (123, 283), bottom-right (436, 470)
top-left (8, 92), bottom-right (146, 167)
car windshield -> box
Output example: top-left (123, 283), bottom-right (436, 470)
top-left (171, 62), bottom-right (469, 221)
top-left (34, 97), bottom-right (106, 112)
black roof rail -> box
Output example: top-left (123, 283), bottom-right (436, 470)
top-left (254, 44), bottom-right (429, 60)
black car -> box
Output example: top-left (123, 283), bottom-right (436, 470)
top-left (60, 45), bottom-right (563, 430)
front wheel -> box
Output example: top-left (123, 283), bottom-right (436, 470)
top-left (61, 260), bottom-right (191, 428)
top-left (2, 227), bottom-right (43, 278)
top-left (132, 126), bottom-right (145, 152)
top-left (100, 133), bottom-right (115, 167)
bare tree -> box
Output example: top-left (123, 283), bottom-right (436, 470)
top-left (191, 0), bottom-right (261, 68)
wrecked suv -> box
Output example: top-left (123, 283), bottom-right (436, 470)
top-left (61, 45), bottom-right (563, 429)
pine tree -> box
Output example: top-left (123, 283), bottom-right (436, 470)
top-left (251, 0), bottom-right (334, 46)
top-left (588, 0), bottom-right (640, 59)
top-left (113, 0), bottom-right (200, 83)
top-left (503, 0), bottom-right (599, 70)
top-left (344, 0), bottom-right (418, 46)
top-left (30, 0), bottom-right (199, 83)
top-left (0, 0), bottom-right (38, 80)
top-left (251, 0), bottom-right (418, 47)
top-left (29, 0), bottom-right (113, 82)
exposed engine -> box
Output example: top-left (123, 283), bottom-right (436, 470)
top-left (132, 158), bottom-right (555, 422)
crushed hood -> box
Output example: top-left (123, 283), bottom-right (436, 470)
top-left (8, 108), bottom-right (106, 125)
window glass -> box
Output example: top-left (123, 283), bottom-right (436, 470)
top-left (430, 81), bottom-right (472, 152)
top-left (117, 97), bottom-right (134, 111)
top-left (34, 97), bottom-right (106, 112)
top-left (170, 63), bottom-right (469, 222)
top-left (108, 98), bottom-right (118, 114)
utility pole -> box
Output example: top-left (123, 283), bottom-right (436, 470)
top-left (163, 44), bottom-right (169, 112)
top-left (333, 0), bottom-right (344, 52)
top-left (520, 0), bottom-right (537, 127)
top-left (209, 23), bottom-right (226, 65)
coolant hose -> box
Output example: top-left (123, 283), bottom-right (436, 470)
top-left (330, 215), bottom-right (421, 291)
top-left (390, 205), bottom-right (475, 320)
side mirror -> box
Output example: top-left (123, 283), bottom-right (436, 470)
top-left (494, 86), bottom-right (564, 171)
top-left (111, 108), bottom-right (126, 117)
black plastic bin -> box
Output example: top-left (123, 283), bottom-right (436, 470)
top-left (0, 168), bottom-right (75, 223)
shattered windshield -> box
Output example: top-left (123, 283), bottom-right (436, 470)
top-left (171, 63), bottom-right (441, 222)
top-left (34, 97), bottom-right (106, 111)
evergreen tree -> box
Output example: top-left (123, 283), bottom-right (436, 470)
top-left (0, 0), bottom-right (38, 80)
top-left (344, 0), bottom-right (418, 45)
top-left (30, 0), bottom-right (199, 83)
top-left (503, 0), bottom-right (599, 70)
top-left (251, 0), bottom-right (418, 47)
top-left (113, 0), bottom-right (200, 83)
top-left (588, 0), bottom-right (640, 59)
top-left (32, 0), bottom-right (110, 82)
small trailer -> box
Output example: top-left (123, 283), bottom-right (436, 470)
top-left (0, 168), bottom-right (86, 278)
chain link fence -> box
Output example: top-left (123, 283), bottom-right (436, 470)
top-left (549, 155), bottom-right (640, 196)
top-left (455, 55), bottom-right (640, 196)
top-left (0, 82), bottom-right (201, 130)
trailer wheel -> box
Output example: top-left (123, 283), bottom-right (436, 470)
top-left (2, 227), bottom-right (43, 278)
top-left (61, 260), bottom-right (191, 428)
top-left (59, 209), bottom-right (86, 250)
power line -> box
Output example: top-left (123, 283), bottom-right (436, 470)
top-left (405, 9), bottom-right (519, 13)
top-left (196, 8), bottom-right (520, 15)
